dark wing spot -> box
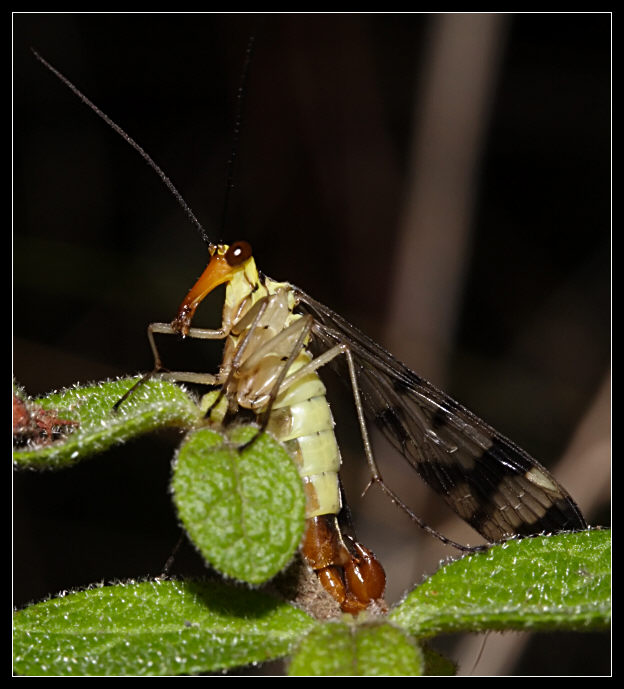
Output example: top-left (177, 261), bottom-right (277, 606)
top-left (430, 408), bottom-right (453, 430)
top-left (376, 406), bottom-right (410, 451)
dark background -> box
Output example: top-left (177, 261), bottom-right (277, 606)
top-left (14, 13), bottom-right (610, 675)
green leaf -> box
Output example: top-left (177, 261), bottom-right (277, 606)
top-left (390, 529), bottom-right (611, 637)
top-left (288, 620), bottom-right (424, 676)
top-left (13, 377), bottom-right (202, 470)
top-left (13, 579), bottom-right (317, 676)
top-left (172, 426), bottom-right (306, 585)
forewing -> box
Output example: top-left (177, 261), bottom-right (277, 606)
top-left (295, 288), bottom-right (587, 543)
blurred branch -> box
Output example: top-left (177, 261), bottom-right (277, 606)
top-left (553, 370), bottom-right (611, 522)
top-left (385, 13), bottom-right (508, 385)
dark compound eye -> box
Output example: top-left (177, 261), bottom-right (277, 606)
top-left (225, 241), bottom-right (252, 266)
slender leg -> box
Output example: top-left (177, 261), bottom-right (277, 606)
top-left (114, 321), bottom-right (228, 410)
top-left (273, 340), bottom-right (485, 552)
top-left (243, 316), bottom-right (314, 444)
top-left (202, 297), bottom-right (272, 419)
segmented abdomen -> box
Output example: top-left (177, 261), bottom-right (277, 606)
top-left (265, 351), bottom-right (342, 519)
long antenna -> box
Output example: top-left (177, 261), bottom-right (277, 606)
top-left (220, 35), bottom-right (256, 237)
top-left (31, 48), bottom-right (212, 247)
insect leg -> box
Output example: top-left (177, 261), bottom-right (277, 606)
top-left (236, 313), bottom-right (315, 448)
top-left (279, 341), bottom-right (486, 553)
top-left (114, 321), bottom-right (227, 410)
top-left (264, 341), bottom-right (387, 483)
top-left (341, 345), bottom-right (488, 552)
top-left (254, 315), bottom-right (315, 431)
top-left (274, 342), bottom-right (349, 392)
top-left (204, 296), bottom-right (273, 422)
top-left (148, 322), bottom-right (227, 384)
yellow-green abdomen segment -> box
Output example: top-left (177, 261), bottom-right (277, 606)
top-left (266, 351), bottom-right (342, 519)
